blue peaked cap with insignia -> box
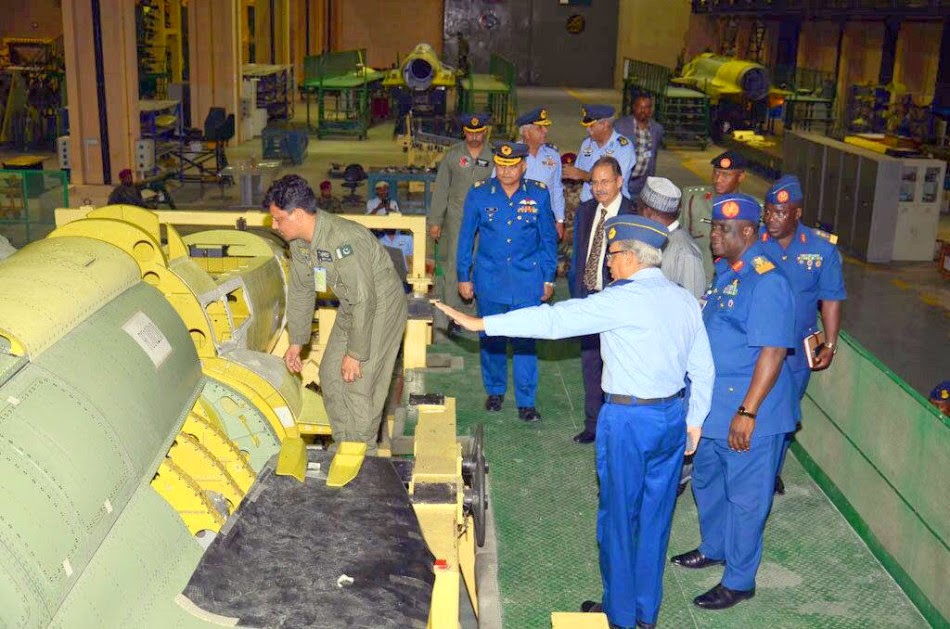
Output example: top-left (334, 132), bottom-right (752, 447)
top-left (493, 141), bottom-right (528, 166)
top-left (712, 193), bottom-right (761, 222)
top-left (580, 104), bottom-right (615, 126)
top-left (604, 215), bottom-right (669, 250)
top-left (515, 107), bottom-right (551, 127)
top-left (766, 174), bottom-right (804, 205)
top-left (460, 112), bottom-right (491, 132)
top-left (710, 150), bottom-right (747, 171)
top-left (930, 380), bottom-right (950, 402)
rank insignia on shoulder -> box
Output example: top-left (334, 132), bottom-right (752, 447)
top-left (812, 228), bottom-right (838, 245)
top-left (336, 244), bottom-right (354, 259)
top-left (545, 142), bottom-right (558, 151)
top-left (617, 136), bottom-right (629, 146)
top-left (473, 180), bottom-right (485, 188)
top-left (751, 256), bottom-right (775, 274)
top-left (534, 180), bottom-right (547, 189)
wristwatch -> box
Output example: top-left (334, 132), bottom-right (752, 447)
top-left (737, 406), bottom-right (757, 419)
top-left (822, 342), bottom-right (838, 355)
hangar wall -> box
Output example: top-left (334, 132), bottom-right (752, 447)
top-left (442, 0), bottom-right (619, 88)
top-left (332, 0), bottom-right (445, 72)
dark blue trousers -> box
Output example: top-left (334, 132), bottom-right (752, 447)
top-left (693, 434), bottom-right (785, 591)
top-left (778, 363), bottom-right (810, 476)
top-left (476, 299), bottom-right (539, 407)
top-left (597, 399), bottom-right (686, 626)
top-left (580, 333), bottom-right (604, 433)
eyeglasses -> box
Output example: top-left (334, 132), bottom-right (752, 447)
top-left (605, 249), bottom-right (628, 261)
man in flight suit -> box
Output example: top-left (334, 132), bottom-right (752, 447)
top-left (671, 193), bottom-right (797, 611)
top-left (429, 113), bottom-right (494, 325)
top-left (759, 175), bottom-right (846, 493)
top-left (456, 141), bottom-right (558, 421)
top-left (265, 175), bottom-right (408, 455)
top-left (680, 151), bottom-right (754, 282)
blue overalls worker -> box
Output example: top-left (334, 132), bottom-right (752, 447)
top-left (671, 193), bottom-right (798, 611)
top-left (759, 174), bottom-right (846, 493)
top-left (515, 107), bottom-right (567, 240)
top-left (456, 141), bottom-right (558, 421)
top-left (562, 104), bottom-right (636, 203)
top-left (436, 214), bottom-right (714, 629)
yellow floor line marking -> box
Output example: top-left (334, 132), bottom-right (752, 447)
top-left (564, 88), bottom-right (586, 103)
top-left (891, 279), bottom-right (910, 290)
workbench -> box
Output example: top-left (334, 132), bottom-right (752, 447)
top-left (301, 50), bottom-right (385, 139)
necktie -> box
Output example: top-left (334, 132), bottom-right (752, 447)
top-left (583, 207), bottom-right (608, 292)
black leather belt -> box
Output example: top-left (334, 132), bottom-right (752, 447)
top-left (604, 390), bottom-right (685, 406)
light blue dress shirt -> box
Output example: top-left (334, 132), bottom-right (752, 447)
top-left (574, 130), bottom-right (637, 203)
top-left (525, 144), bottom-right (565, 222)
top-left (483, 267), bottom-right (714, 427)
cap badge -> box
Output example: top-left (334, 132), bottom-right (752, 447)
top-left (720, 157), bottom-right (732, 169)
top-left (500, 144), bottom-right (512, 156)
top-left (777, 189), bottom-right (789, 203)
top-left (608, 227), bottom-right (617, 239)
top-left (540, 109), bottom-right (547, 119)
top-left (470, 117), bottom-right (479, 127)
top-left (722, 201), bottom-right (740, 218)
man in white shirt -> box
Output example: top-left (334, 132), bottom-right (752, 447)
top-left (366, 181), bottom-right (400, 215)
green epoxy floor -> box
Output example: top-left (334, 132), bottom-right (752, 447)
top-left (416, 294), bottom-right (926, 628)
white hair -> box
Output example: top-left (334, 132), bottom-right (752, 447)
top-left (616, 239), bottom-right (663, 268)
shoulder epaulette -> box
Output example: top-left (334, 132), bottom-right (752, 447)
top-left (812, 227), bottom-right (838, 245)
top-left (545, 142), bottom-right (558, 151)
top-left (526, 178), bottom-right (546, 189)
top-left (752, 256), bottom-right (775, 274)
top-left (617, 136), bottom-right (630, 146)
top-left (473, 180), bottom-right (485, 188)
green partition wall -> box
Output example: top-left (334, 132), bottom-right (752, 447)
top-left (796, 330), bottom-right (949, 627)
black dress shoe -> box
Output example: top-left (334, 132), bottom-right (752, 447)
top-left (580, 600), bottom-right (602, 612)
top-left (670, 549), bottom-right (725, 569)
top-left (774, 475), bottom-right (785, 495)
top-left (636, 622), bottom-right (656, 629)
top-left (485, 395), bottom-right (504, 412)
top-left (693, 583), bottom-right (755, 610)
top-left (518, 406), bottom-right (542, 422)
top-left (676, 481), bottom-right (689, 496)
top-left (573, 429), bottom-right (595, 443)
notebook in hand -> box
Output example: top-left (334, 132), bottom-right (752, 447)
top-left (803, 330), bottom-right (825, 369)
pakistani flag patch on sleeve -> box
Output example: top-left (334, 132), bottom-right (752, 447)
top-left (336, 244), bottom-right (353, 259)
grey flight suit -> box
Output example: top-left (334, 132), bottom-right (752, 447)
top-left (287, 212), bottom-right (408, 454)
top-left (429, 140), bottom-right (493, 314)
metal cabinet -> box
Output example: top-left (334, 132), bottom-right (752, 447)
top-left (784, 131), bottom-right (945, 262)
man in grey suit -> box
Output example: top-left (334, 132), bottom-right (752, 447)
top-left (615, 94), bottom-right (664, 201)
top-left (568, 156), bottom-right (636, 444)
top-left (638, 177), bottom-right (707, 299)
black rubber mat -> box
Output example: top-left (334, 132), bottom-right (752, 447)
top-left (181, 450), bottom-right (433, 628)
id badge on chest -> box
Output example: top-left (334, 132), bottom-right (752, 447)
top-left (314, 267), bottom-right (327, 293)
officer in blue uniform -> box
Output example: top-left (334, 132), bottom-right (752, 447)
top-left (457, 141), bottom-right (558, 421)
top-left (671, 193), bottom-right (798, 611)
top-left (436, 215), bottom-right (715, 629)
top-left (562, 104), bottom-right (637, 203)
top-left (759, 174), bottom-right (846, 492)
top-left (515, 107), bottom-right (566, 239)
